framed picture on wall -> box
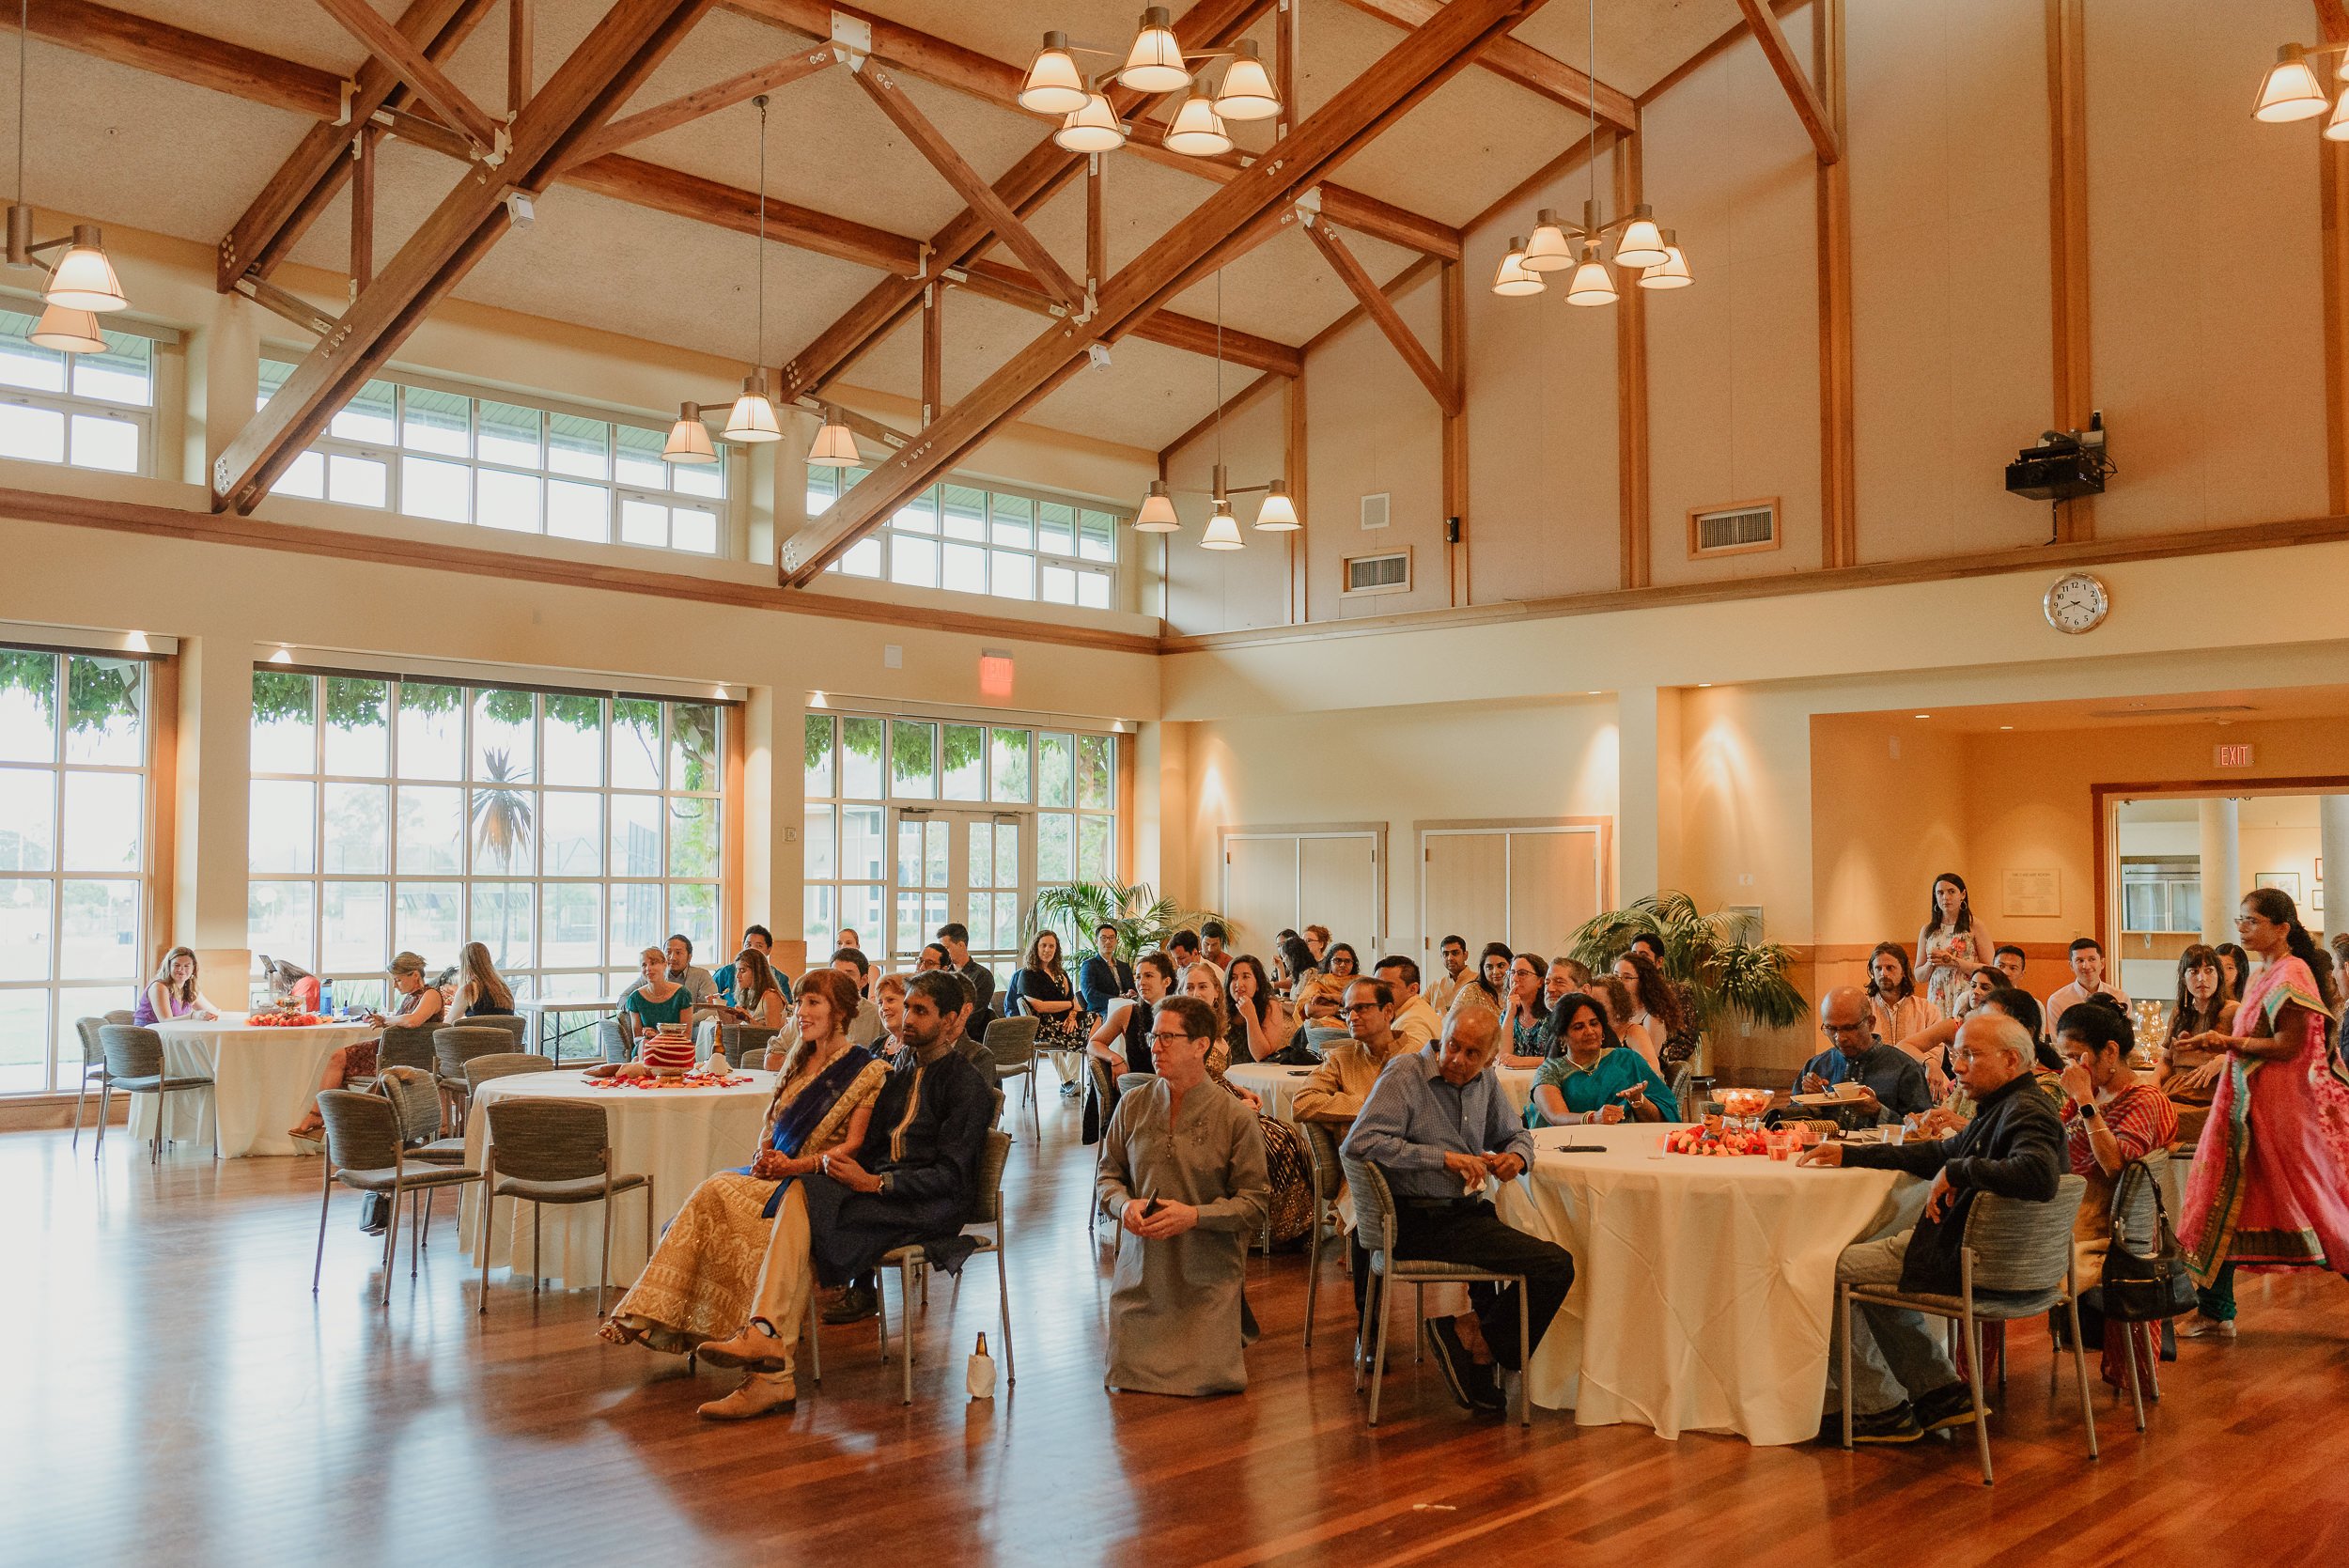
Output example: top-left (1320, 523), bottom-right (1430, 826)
top-left (2255, 871), bottom-right (2302, 901)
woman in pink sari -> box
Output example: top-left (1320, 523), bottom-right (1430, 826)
top-left (2177, 888), bottom-right (2349, 1337)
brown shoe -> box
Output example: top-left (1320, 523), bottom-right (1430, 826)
top-left (697, 1321), bottom-right (791, 1370)
top-left (697, 1372), bottom-right (796, 1420)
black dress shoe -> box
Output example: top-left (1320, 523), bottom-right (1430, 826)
top-left (820, 1284), bottom-right (877, 1325)
top-left (1423, 1318), bottom-right (1479, 1410)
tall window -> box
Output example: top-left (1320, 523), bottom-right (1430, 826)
top-left (257, 360), bottom-right (726, 555)
top-left (0, 305), bottom-right (159, 475)
top-left (0, 649), bottom-right (148, 1095)
top-left (802, 711), bottom-right (1117, 973)
top-left (247, 671), bottom-right (723, 1009)
top-left (811, 467), bottom-right (1118, 609)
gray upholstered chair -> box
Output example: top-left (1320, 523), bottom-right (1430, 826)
top-left (456, 1013), bottom-right (529, 1048)
top-left (873, 1127), bottom-right (1014, 1405)
top-left (477, 1098), bottom-right (651, 1316)
top-left (597, 1017), bottom-right (629, 1064)
top-left (464, 1052), bottom-right (555, 1096)
top-left (984, 1016), bottom-right (1043, 1141)
top-left (1298, 1118), bottom-right (1346, 1348)
top-left (719, 1023), bottom-right (778, 1070)
top-left (1840, 1172), bottom-right (2092, 1483)
top-left (376, 1024), bottom-right (439, 1075)
top-left (1086, 1052), bottom-right (1120, 1243)
top-left (311, 1088), bottom-right (481, 1307)
top-left (433, 1025), bottom-right (518, 1125)
top-left (70, 1016), bottom-right (112, 1151)
top-left (96, 1024), bottom-right (216, 1164)
top-left (1341, 1153), bottom-right (1532, 1426)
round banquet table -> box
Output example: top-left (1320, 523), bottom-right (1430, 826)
top-left (458, 1069), bottom-right (775, 1292)
top-left (135, 1015), bottom-right (377, 1158)
top-left (1225, 1059), bottom-right (1537, 1124)
top-left (1489, 1122), bottom-right (1927, 1446)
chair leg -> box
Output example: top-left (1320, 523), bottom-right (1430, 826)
top-left (1965, 1307), bottom-right (1992, 1485)
top-left (2066, 1295), bottom-right (2099, 1460)
top-left (380, 1185), bottom-right (400, 1308)
top-left (1302, 1205), bottom-right (1322, 1348)
top-left (1412, 1284), bottom-right (1424, 1361)
top-left (996, 1225), bottom-right (1015, 1386)
top-left (1517, 1272), bottom-right (1532, 1427)
top-left (2124, 1326), bottom-right (2147, 1432)
top-left (901, 1253), bottom-right (918, 1405)
top-left (1367, 1273), bottom-right (1393, 1426)
top-left (71, 1076), bottom-right (88, 1149)
top-left (805, 1286), bottom-right (824, 1387)
top-left (420, 1189), bottom-right (433, 1250)
top-left (1839, 1286), bottom-right (1855, 1451)
top-left (409, 1189), bottom-right (422, 1277)
top-left (478, 1193), bottom-right (495, 1312)
top-left (531, 1203), bottom-right (543, 1296)
top-left (312, 1166), bottom-right (334, 1294)
top-left (1353, 1273), bottom-right (1373, 1393)
top-left (93, 1081), bottom-right (107, 1158)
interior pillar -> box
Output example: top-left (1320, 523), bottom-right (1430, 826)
top-left (744, 687), bottom-right (805, 976)
top-left (2320, 795), bottom-right (2349, 940)
top-left (2198, 796), bottom-right (2241, 946)
top-left (1616, 686), bottom-right (1684, 904)
top-left (172, 636), bottom-right (255, 999)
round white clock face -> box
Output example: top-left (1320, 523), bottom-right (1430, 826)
top-left (2044, 571), bottom-right (2109, 634)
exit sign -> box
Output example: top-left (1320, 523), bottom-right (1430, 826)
top-left (2216, 743), bottom-right (2254, 768)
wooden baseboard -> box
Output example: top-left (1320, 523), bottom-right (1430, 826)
top-left (0, 1094), bottom-right (126, 1135)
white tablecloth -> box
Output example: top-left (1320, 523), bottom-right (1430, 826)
top-left (458, 1069), bottom-right (774, 1291)
top-left (134, 1017), bottom-right (376, 1158)
top-left (1492, 1123), bottom-right (1926, 1446)
top-left (1226, 1060), bottom-right (1537, 1123)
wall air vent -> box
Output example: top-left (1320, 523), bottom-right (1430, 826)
top-left (1688, 497), bottom-right (1779, 557)
top-left (1360, 491), bottom-right (1390, 530)
top-left (1344, 550), bottom-right (1410, 597)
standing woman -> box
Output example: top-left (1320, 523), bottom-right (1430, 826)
top-left (1223, 955), bottom-right (1288, 1063)
top-left (134, 947), bottom-right (220, 1026)
top-left (1863, 941), bottom-right (1936, 1047)
top-left (1916, 874), bottom-right (1990, 1023)
top-left (2178, 889), bottom-right (2349, 1337)
top-left (1610, 951), bottom-right (1686, 1073)
top-left (2158, 944), bottom-right (2237, 1145)
top-left (1499, 954), bottom-right (1552, 1066)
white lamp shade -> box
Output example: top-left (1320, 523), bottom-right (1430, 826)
top-left (1119, 8), bottom-right (1191, 94)
top-left (1134, 482), bottom-right (1180, 531)
top-left (1200, 507), bottom-right (1245, 550)
top-left (28, 303), bottom-right (105, 353)
top-left (808, 412), bottom-right (860, 467)
top-left (1564, 254), bottom-right (1618, 307)
top-left (1055, 92), bottom-right (1128, 152)
top-left (2326, 89), bottom-right (2349, 141)
top-left (1253, 485), bottom-right (1299, 531)
top-left (1521, 214), bottom-right (1575, 272)
top-left (1215, 48), bottom-right (1280, 121)
top-left (723, 380), bottom-right (782, 442)
top-left (2256, 47), bottom-right (2329, 122)
top-left (1612, 213), bottom-right (1670, 270)
top-left (45, 230), bottom-right (126, 312)
top-left (1019, 37), bottom-right (1090, 115)
top-left (663, 403), bottom-right (718, 464)
top-left (1162, 94), bottom-right (1232, 157)
top-left (1638, 235), bottom-right (1692, 290)
top-left (1492, 238), bottom-right (1545, 297)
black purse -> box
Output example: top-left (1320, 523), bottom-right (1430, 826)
top-left (2086, 1160), bottom-right (2198, 1322)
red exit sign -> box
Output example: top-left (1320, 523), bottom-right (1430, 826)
top-left (2216, 743), bottom-right (2254, 768)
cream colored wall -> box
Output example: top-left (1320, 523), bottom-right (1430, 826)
top-left (1162, 385), bottom-right (1291, 630)
top-left (1303, 278), bottom-right (1449, 617)
top-left (1809, 713), bottom-right (1968, 951)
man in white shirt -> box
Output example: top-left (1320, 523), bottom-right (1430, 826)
top-left (2043, 937), bottom-right (2126, 1037)
top-left (1422, 935), bottom-right (1471, 1014)
top-left (1377, 955), bottom-right (1443, 1050)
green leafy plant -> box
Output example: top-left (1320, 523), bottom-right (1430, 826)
top-left (1569, 891), bottom-right (1807, 1033)
top-left (1023, 879), bottom-right (1224, 963)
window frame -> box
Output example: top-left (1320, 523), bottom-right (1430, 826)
top-left (0, 302), bottom-right (170, 478)
top-left (810, 465), bottom-right (1122, 610)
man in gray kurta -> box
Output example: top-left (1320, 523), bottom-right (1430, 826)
top-left (1097, 994), bottom-right (1270, 1396)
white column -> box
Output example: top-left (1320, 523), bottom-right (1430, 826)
top-left (172, 635), bottom-right (254, 991)
top-left (1134, 721), bottom-right (1189, 903)
top-left (2320, 795), bottom-right (2349, 939)
top-left (1616, 685), bottom-right (1684, 903)
top-left (742, 686), bottom-right (802, 973)
top-left (187, 292), bottom-right (259, 488)
top-left (2199, 797), bottom-right (2240, 945)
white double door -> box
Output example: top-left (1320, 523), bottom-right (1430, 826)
top-left (1221, 830), bottom-right (1384, 957)
top-left (1419, 825), bottom-right (1607, 966)
top-left (890, 807), bottom-right (1028, 969)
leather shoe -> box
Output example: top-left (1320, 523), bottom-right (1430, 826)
top-left (821, 1284), bottom-right (878, 1325)
top-left (697, 1322), bottom-right (791, 1370)
top-left (1423, 1317), bottom-right (1479, 1410)
top-left (697, 1373), bottom-right (797, 1420)
top-left (1912, 1382), bottom-right (1982, 1433)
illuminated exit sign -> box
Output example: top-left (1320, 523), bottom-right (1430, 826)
top-left (2216, 743), bottom-right (2254, 768)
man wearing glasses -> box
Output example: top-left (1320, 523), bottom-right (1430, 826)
top-left (1794, 986), bottom-right (1931, 1127)
top-left (1295, 978), bottom-right (1416, 1331)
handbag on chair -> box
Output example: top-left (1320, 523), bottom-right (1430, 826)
top-left (2085, 1159), bottom-right (2198, 1323)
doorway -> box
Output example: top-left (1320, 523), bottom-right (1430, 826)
top-left (892, 808), bottom-right (1028, 971)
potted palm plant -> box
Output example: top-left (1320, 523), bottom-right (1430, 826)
top-left (1022, 880), bottom-right (1225, 963)
top-left (1569, 891), bottom-right (1806, 1037)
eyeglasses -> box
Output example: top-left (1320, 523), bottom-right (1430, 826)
top-left (1340, 1001), bottom-right (1387, 1016)
top-left (1148, 1030), bottom-right (1195, 1044)
top-left (1824, 1018), bottom-right (1871, 1034)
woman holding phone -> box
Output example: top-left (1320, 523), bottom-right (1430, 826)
top-left (1528, 992), bottom-right (1678, 1127)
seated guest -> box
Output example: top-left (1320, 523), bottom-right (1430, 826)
top-left (2045, 936), bottom-right (2128, 1036)
top-left (1529, 993), bottom-right (1678, 1127)
top-left (602, 970), bottom-right (888, 1417)
top-left (711, 924), bottom-right (786, 1007)
top-left (1164, 929), bottom-right (1203, 972)
top-left (1794, 986), bottom-right (1932, 1126)
top-left (1296, 977), bottom-right (1415, 1323)
top-left (1199, 920), bottom-right (1234, 971)
top-left (1090, 952), bottom-right (1177, 1079)
top-left (1275, 928), bottom-right (1318, 995)
top-left (1079, 924), bottom-right (1134, 1018)
top-left (711, 946), bottom-right (787, 1042)
top-left (448, 941), bottom-right (516, 1020)
top-left (872, 971), bottom-right (908, 1058)
top-left (1498, 954), bottom-right (1551, 1065)
top-left (2157, 943), bottom-right (2236, 1145)
top-left (257, 955), bottom-right (321, 1012)
top-left (914, 942), bottom-right (948, 972)
top-left (614, 945), bottom-right (692, 1056)
top-left (830, 948), bottom-right (887, 1047)
top-left (2053, 1001), bottom-right (2175, 1392)
top-left (625, 933), bottom-right (719, 1010)
top-left (1224, 954), bottom-right (1288, 1063)
top-left (1376, 955), bottom-right (1442, 1052)
top-left (1289, 971), bottom-right (1353, 1056)
top-left (1344, 1008), bottom-right (1577, 1415)
top-left (1323, 942), bottom-right (1362, 983)
top-left (1545, 957), bottom-right (1590, 1012)
top-left (1097, 994), bottom-right (1270, 1396)
top-left (687, 970), bottom-right (993, 1415)
top-left (1890, 964), bottom-right (2004, 1097)
top-left (1799, 1013), bottom-right (2064, 1442)
top-left (1610, 950), bottom-right (1684, 1072)
top-left (1992, 943), bottom-right (2029, 986)
top-left (1423, 934), bottom-right (1471, 1014)
top-left (291, 950), bottom-right (443, 1143)
top-left (135, 946), bottom-right (221, 1026)
top-left (1593, 974), bottom-right (1639, 1041)
top-left (1864, 941), bottom-right (1937, 1048)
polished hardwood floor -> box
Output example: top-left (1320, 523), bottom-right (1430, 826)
top-left (7, 1095), bottom-right (2347, 1566)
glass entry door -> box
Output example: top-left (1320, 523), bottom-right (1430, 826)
top-left (892, 809), bottom-right (1028, 971)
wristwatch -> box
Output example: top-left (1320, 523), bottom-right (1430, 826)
top-left (2076, 1100), bottom-right (2100, 1120)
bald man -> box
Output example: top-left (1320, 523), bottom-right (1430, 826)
top-left (1792, 986), bottom-right (1931, 1126)
top-left (1800, 1013), bottom-right (2066, 1443)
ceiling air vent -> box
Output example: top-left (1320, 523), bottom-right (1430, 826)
top-left (1688, 497), bottom-right (1779, 558)
top-left (1344, 550), bottom-right (1410, 597)
top-left (1360, 491), bottom-right (1390, 530)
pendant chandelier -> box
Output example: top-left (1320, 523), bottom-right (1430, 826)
top-left (1492, 0), bottom-right (1691, 303)
top-left (1019, 8), bottom-right (1283, 157)
top-left (1136, 271), bottom-right (1298, 546)
top-left (2252, 39), bottom-right (2349, 139)
top-left (6, 0), bottom-right (130, 344)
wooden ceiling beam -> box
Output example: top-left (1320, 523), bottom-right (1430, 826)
top-left (957, 258), bottom-right (1300, 378)
top-left (213, 0), bottom-right (715, 513)
top-left (0, 0), bottom-right (345, 117)
top-left (315, 0), bottom-right (504, 154)
top-left (562, 151), bottom-right (923, 272)
top-left (1330, 0), bottom-right (1637, 129)
top-left (1734, 0), bottom-right (1839, 163)
top-left (780, 0), bottom-right (1547, 585)
top-left (1303, 217), bottom-right (1456, 414)
top-left (564, 40), bottom-right (841, 167)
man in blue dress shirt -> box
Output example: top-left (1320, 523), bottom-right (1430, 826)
top-left (1791, 986), bottom-right (1932, 1127)
top-left (1344, 1007), bottom-right (1576, 1414)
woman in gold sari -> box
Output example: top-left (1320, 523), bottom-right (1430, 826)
top-left (600, 970), bottom-right (888, 1358)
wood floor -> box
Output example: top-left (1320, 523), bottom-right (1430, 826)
top-left (7, 1095), bottom-right (2348, 1568)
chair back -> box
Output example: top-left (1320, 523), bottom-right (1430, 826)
top-left (319, 1087), bottom-right (402, 1172)
top-left (597, 1017), bottom-right (629, 1063)
top-left (378, 1024), bottom-right (438, 1073)
top-left (1338, 1153), bottom-right (1398, 1260)
top-left (458, 1013), bottom-right (529, 1048)
top-left (465, 1052), bottom-right (554, 1095)
top-left (485, 1098), bottom-right (610, 1183)
top-left (1299, 1118), bottom-right (1344, 1203)
top-left (376, 1068), bottom-right (443, 1145)
top-left (103, 1009), bottom-right (134, 1025)
top-left (720, 1024), bottom-right (777, 1069)
top-left (97, 1024), bottom-right (163, 1080)
top-left (984, 1015), bottom-right (1041, 1068)
top-left (2109, 1150), bottom-right (2170, 1255)
top-left (970, 1128), bottom-right (1012, 1224)
top-left (74, 1016), bottom-right (108, 1067)
top-left (1966, 1172), bottom-right (2088, 1294)
top-left (1087, 1051), bottom-right (1115, 1109)
top-left (989, 1088), bottom-right (1006, 1126)
top-left (434, 1025), bottom-right (516, 1079)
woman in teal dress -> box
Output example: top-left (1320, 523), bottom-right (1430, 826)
top-left (1529, 992), bottom-right (1679, 1127)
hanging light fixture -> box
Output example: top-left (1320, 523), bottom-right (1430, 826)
top-left (663, 401), bottom-right (718, 463)
top-left (5, 5), bottom-right (130, 314)
top-left (1163, 92), bottom-right (1232, 157)
top-left (1564, 242), bottom-right (1618, 307)
top-left (1491, 236), bottom-right (1546, 296)
top-left (1200, 501), bottom-right (1244, 550)
top-left (1253, 479), bottom-right (1299, 531)
top-left (807, 408), bottom-right (860, 467)
top-left (1637, 228), bottom-right (1693, 289)
top-left (1119, 7), bottom-right (1190, 94)
top-left (722, 95), bottom-right (781, 443)
top-left (1054, 91), bottom-right (1128, 152)
top-left (1519, 210), bottom-right (1575, 273)
top-left (1214, 40), bottom-right (1280, 121)
top-left (1135, 479), bottom-right (1180, 531)
top-left (1135, 270), bottom-right (1294, 547)
top-left (2255, 43), bottom-right (2332, 122)
top-left (1611, 205), bottom-right (1669, 269)
top-left (29, 301), bottom-right (103, 352)
top-left (2325, 90), bottom-right (2349, 142)
top-left (1019, 32), bottom-right (1091, 115)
